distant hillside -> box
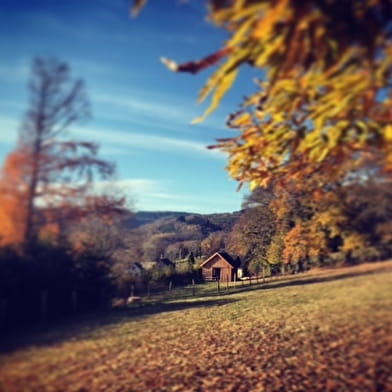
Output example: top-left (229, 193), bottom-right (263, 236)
top-left (121, 210), bottom-right (242, 262)
top-left (203, 211), bottom-right (242, 231)
top-left (123, 211), bottom-right (194, 229)
top-left (124, 210), bottom-right (241, 231)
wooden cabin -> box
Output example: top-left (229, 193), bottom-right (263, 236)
top-left (200, 252), bottom-right (241, 282)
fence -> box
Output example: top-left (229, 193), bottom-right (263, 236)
top-left (0, 272), bottom-right (302, 331)
top-left (138, 273), bottom-right (290, 303)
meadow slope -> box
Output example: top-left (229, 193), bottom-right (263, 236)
top-left (1, 264), bottom-right (392, 391)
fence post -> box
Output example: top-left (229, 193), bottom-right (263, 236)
top-left (72, 290), bottom-right (78, 313)
top-left (234, 273), bottom-right (237, 289)
top-left (40, 290), bottom-right (48, 323)
top-left (131, 284), bottom-right (135, 297)
top-left (217, 279), bottom-right (220, 295)
top-left (226, 276), bottom-right (229, 291)
top-left (169, 280), bottom-right (173, 293)
top-left (0, 298), bottom-right (7, 328)
top-left (100, 288), bottom-right (106, 309)
top-left (192, 279), bottom-right (196, 296)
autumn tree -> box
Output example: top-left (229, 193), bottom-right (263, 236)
top-left (136, 0), bottom-right (392, 191)
top-left (142, 233), bottom-right (176, 262)
top-left (229, 186), bottom-right (277, 275)
top-left (200, 231), bottom-right (226, 256)
top-left (165, 240), bottom-right (201, 261)
top-left (0, 58), bottom-right (117, 247)
top-left (266, 233), bottom-right (284, 273)
top-left (328, 179), bottom-right (392, 263)
top-left (69, 216), bottom-right (125, 261)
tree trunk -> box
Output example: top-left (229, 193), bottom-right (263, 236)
top-left (23, 83), bottom-right (46, 245)
top-left (24, 152), bottom-right (40, 244)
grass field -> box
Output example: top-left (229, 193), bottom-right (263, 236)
top-left (1, 262), bottom-right (392, 391)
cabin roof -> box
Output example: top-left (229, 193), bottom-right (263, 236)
top-left (200, 251), bottom-right (240, 268)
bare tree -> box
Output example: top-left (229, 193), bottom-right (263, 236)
top-left (16, 57), bottom-right (115, 244)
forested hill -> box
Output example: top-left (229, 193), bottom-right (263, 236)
top-left (124, 210), bottom-right (241, 230)
top-left (125, 211), bottom-right (193, 228)
top-left (121, 210), bottom-right (242, 262)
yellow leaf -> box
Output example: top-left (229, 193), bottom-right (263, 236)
top-left (231, 113), bottom-right (252, 127)
top-left (193, 68), bottom-right (239, 123)
top-left (384, 125), bottom-right (392, 142)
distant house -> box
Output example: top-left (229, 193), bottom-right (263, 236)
top-left (200, 252), bottom-right (241, 282)
top-left (156, 257), bottom-right (175, 270)
top-left (128, 262), bottom-right (144, 277)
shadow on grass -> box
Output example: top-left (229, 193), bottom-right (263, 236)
top-left (0, 297), bottom-right (238, 354)
top-left (220, 266), bottom-right (392, 296)
top-left (162, 265), bottom-right (392, 300)
top-left (247, 267), bottom-right (390, 292)
top-left (1, 266), bottom-right (390, 354)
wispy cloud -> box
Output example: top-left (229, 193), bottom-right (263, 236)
top-left (95, 177), bottom-right (241, 213)
top-left (136, 189), bottom-right (242, 214)
top-left (98, 145), bottom-right (130, 156)
top-left (71, 60), bottom-right (116, 77)
top-left (93, 93), bottom-right (195, 123)
top-left (0, 115), bottom-right (19, 145)
top-left (95, 178), bottom-right (164, 193)
top-left (25, 10), bottom-right (140, 46)
top-left (0, 100), bottom-right (25, 112)
top-left (0, 112), bottom-right (224, 159)
top-left (0, 64), bottom-right (29, 83)
top-left (74, 125), bottom-right (225, 159)
top-left (93, 178), bottom-right (164, 199)
top-left (38, 175), bottom-right (240, 212)
top-left (92, 178), bottom-right (182, 211)
top-left (157, 33), bottom-right (200, 45)
top-left (92, 92), bottom-right (229, 135)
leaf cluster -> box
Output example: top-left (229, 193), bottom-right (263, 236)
top-left (138, 0), bottom-right (392, 188)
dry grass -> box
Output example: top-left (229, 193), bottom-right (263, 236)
top-left (1, 262), bottom-right (392, 391)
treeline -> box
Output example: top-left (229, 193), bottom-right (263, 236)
top-left (0, 242), bottom-right (202, 330)
top-left (228, 178), bottom-right (392, 276)
top-left (0, 244), bottom-right (112, 328)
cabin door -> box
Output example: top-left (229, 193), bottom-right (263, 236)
top-left (212, 267), bottom-right (221, 281)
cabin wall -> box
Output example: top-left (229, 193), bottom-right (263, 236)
top-left (202, 268), bottom-right (213, 281)
top-left (220, 267), bottom-right (232, 282)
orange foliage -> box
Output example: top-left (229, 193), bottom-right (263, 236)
top-left (38, 222), bottom-right (60, 244)
top-left (283, 222), bottom-right (327, 264)
top-left (0, 149), bottom-right (28, 247)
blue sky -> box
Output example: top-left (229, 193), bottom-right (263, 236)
top-left (0, 0), bottom-right (258, 213)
